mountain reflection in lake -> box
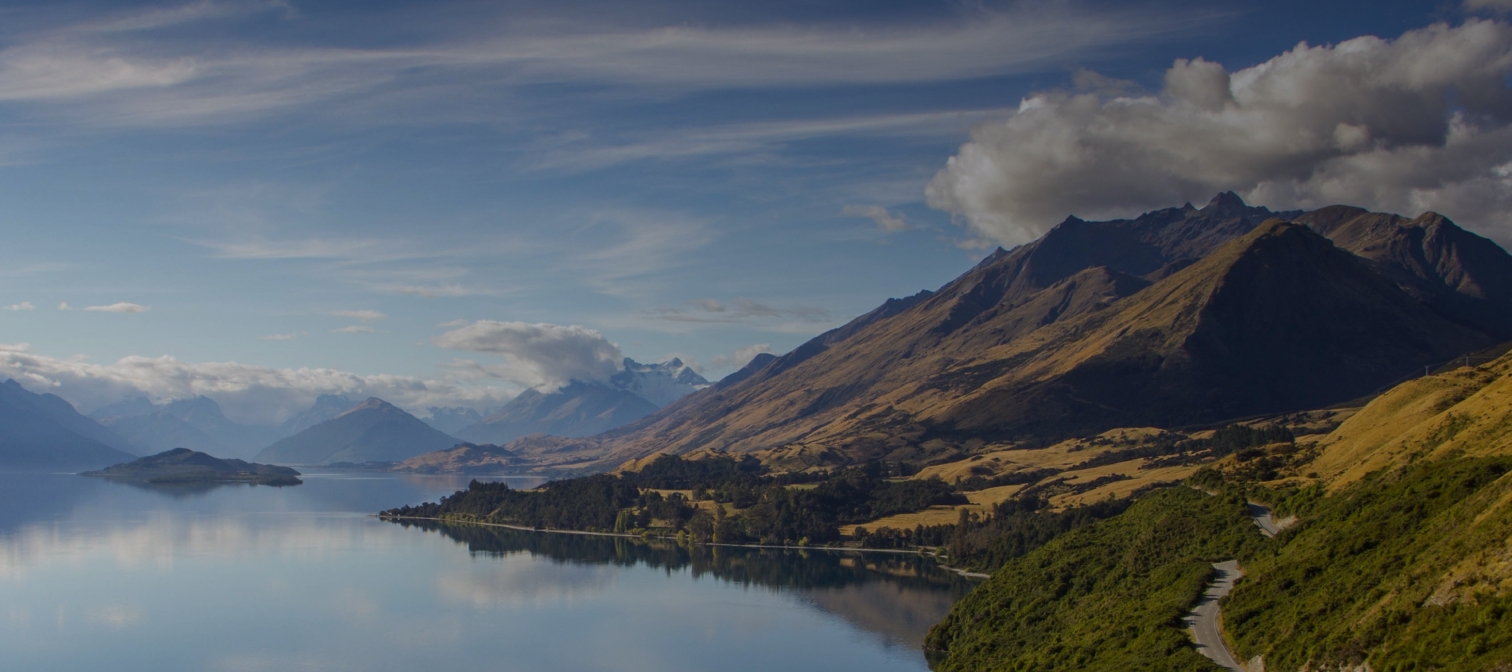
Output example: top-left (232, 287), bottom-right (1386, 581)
top-left (0, 471), bottom-right (973, 672)
top-left (394, 519), bottom-right (976, 649)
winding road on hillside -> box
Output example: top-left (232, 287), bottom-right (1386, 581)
top-left (1186, 560), bottom-right (1247, 672)
top-left (1185, 502), bottom-right (1293, 672)
top-left (1248, 501), bottom-right (1296, 538)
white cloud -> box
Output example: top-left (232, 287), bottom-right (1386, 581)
top-left (258, 332), bottom-right (301, 341)
top-left (331, 309), bottom-right (385, 321)
top-left (841, 204), bottom-right (910, 232)
top-left (3, 301), bottom-right (34, 311)
top-left (0, 342), bottom-right (512, 424)
top-left (330, 325), bottom-right (377, 334)
top-left (433, 320), bottom-right (623, 390)
top-left (710, 344), bottom-right (773, 370)
top-left (57, 302), bottom-right (70, 311)
top-left (926, 20), bottom-right (1512, 246)
top-left (84, 302), bottom-right (150, 313)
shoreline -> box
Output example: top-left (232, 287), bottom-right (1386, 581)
top-left (377, 514), bottom-right (991, 574)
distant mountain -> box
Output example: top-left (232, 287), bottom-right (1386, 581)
top-left (278, 394), bottom-right (356, 435)
top-left (254, 397), bottom-right (460, 465)
top-left (97, 411), bottom-right (225, 454)
top-left (91, 395), bottom-right (283, 459)
top-left (83, 448), bottom-right (301, 486)
top-left (455, 358), bottom-right (709, 445)
top-left (610, 357), bottom-right (709, 406)
top-left (421, 406), bottom-right (484, 435)
top-left (457, 381), bottom-right (660, 445)
top-left (0, 379), bottom-right (137, 471)
top-left (715, 353), bottom-right (778, 389)
top-left (4, 380), bottom-right (138, 455)
top-left (478, 195), bottom-right (1512, 472)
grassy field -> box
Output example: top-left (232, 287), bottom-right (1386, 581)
top-left (840, 484), bottom-right (1026, 535)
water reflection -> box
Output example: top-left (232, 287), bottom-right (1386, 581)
top-left (0, 471), bottom-right (970, 672)
top-left (397, 519), bottom-right (976, 649)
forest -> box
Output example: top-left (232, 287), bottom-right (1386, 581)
top-left (381, 423), bottom-right (1292, 552)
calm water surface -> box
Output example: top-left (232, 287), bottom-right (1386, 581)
top-left (0, 471), bottom-right (975, 672)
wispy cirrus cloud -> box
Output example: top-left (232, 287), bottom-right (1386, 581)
top-left (84, 302), bottom-right (150, 313)
top-left (189, 236), bottom-right (419, 262)
top-left (522, 108), bottom-right (1014, 173)
top-left (648, 297), bottom-right (831, 324)
top-left (331, 309), bottom-right (385, 322)
top-left (0, 2), bottom-right (1212, 128)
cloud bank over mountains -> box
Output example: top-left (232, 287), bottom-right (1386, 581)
top-left (0, 342), bottom-right (511, 425)
top-left (434, 321), bottom-right (625, 391)
top-left (927, 20), bottom-right (1512, 246)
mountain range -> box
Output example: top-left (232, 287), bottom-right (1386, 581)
top-left (457, 194), bottom-right (1512, 473)
top-left (455, 357), bottom-right (709, 445)
top-left (0, 379), bottom-right (137, 470)
top-left (88, 394), bottom-right (357, 459)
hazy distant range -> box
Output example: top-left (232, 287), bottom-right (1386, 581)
top-left (0, 357), bottom-right (711, 470)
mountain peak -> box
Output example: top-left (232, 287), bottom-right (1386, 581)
top-left (1203, 190), bottom-right (1248, 211)
top-left (256, 396), bottom-right (456, 465)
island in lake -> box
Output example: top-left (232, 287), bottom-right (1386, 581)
top-left (83, 448), bottom-right (302, 486)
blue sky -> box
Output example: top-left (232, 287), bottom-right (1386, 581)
top-left (0, 0), bottom-right (1507, 422)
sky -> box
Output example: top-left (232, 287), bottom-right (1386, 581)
top-left (1, 0), bottom-right (1510, 423)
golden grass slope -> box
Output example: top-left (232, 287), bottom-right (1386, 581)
top-left (1310, 349), bottom-right (1512, 489)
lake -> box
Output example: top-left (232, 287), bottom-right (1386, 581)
top-left (0, 471), bottom-right (976, 672)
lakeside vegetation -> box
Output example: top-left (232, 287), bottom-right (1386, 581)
top-left (382, 454), bottom-right (967, 545)
top-left (382, 420), bottom-right (1297, 551)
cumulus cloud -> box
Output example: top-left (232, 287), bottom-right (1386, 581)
top-left (0, 342), bottom-right (511, 424)
top-left (711, 344), bottom-right (773, 370)
top-left (4, 301), bottom-right (34, 311)
top-left (57, 302), bottom-right (70, 311)
top-left (926, 20), bottom-right (1512, 246)
top-left (841, 204), bottom-right (910, 232)
top-left (84, 302), bottom-right (150, 313)
top-left (433, 321), bottom-right (624, 390)
top-left (331, 310), bottom-right (385, 321)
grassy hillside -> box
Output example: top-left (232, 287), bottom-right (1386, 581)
top-left (929, 350), bottom-right (1512, 671)
top-left (1226, 457), bottom-right (1512, 670)
top-left (926, 488), bottom-right (1262, 672)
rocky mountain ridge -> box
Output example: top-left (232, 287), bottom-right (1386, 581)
top-left (451, 195), bottom-right (1512, 473)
